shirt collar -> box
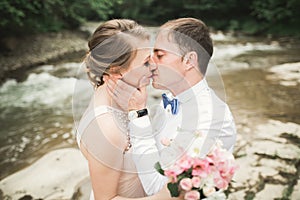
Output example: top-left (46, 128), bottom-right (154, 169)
top-left (176, 78), bottom-right (209, 103)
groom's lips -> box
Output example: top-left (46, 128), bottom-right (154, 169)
top-left (147, 74), bottom-right (154, 79)
top-left (151, 73), bottom-right (158, 78)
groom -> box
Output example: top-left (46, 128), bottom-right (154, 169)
top-left (109, 18), bottom-right (236, 196)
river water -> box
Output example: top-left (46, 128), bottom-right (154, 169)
top-left (0, 30), bottom-right (299, 180)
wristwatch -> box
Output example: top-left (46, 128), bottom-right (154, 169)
top-left (128, 108), bottom-right (148, 121)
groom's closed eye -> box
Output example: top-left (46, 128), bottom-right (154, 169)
top-left (154, 49), bottom-right (165, 59)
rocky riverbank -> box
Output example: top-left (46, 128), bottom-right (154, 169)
top-left (221, 62), bottom-right (300, 199)
top-left (0, 29), bottom-right (89, 84)
top-left (229, 119), bottom-right (300, 199)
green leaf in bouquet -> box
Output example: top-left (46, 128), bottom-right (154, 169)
top-left (167, 182), bottom-right (180, 197)
top-left (177, 174), bottom-right (186, 181)
top-left (154, 162), bottom-right (165, 175)
top-left (186, 167), bottom-right (193, 177)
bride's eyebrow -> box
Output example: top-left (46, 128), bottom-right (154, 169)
top-left (143, 55), bottom-right (150, 62)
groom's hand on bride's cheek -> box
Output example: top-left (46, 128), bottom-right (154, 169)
top-left (106, 79), bottom-right (147, 112)
top-left (106, 79), bottom-right (136, 111)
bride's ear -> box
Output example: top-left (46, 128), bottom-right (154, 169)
top-left (107, 66), bottom-right (123, 82)
top-left (102, 74), bottom-right (109, 83)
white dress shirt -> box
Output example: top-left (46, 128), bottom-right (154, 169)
top-left (129, 78), bottom-right (236, 196)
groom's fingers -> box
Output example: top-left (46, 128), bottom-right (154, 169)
top-left (107, 78), bottom-right (147, 111)
top-left (107, 79), bottom-right (115, 90)
top-left (107, 80), bottom-right (124, 101)
top-left (106, 80), bottom-right (116, 97)
top-left (116, 79), bottom-right (137, 95)
top-left (138, 76), bottom-right (148, 93)
top-left (106, 82), bottom-right (119, 104)
top-left (107, 85), bottom-right (128, 111)
top-left (107, 79), bottom-right (126, 98)
top-left (138, 75), bottom-right (149, 88)
top-left (107, 79), bottom-right (137, 110)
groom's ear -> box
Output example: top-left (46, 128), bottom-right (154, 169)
top-left (183, 51), bottom-right (198, 71)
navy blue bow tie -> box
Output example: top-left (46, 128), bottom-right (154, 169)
top-left (162, 93), bottom-right (179, 115)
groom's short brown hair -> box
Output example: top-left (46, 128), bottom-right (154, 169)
top-left (160, 18), bottom-right (213, 75)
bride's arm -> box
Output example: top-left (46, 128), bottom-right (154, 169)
top-left (81, 145), bottom-right (122, 200)
top-left (80, 114), bottom-right (127, 200)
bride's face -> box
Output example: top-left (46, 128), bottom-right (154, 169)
top-left (121, 47), bottom-right (153, 88)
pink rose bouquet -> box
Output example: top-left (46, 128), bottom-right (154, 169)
top-left (155, 141), bottom-right (238, 200)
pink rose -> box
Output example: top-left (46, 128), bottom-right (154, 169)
top-left (180, 178), bottom-right (193, 191)
top-left (164, 169), bottom-right (176, 182)
top-left (218, 162), bottom-right (236, 181)
top-left (191, 176), bottom-right (201, 188)
top-left (192, 158), bottom-right (211, 178)
top-left (214, 175), bottom-right (229, 189)
top-left (164, 165), bottom-right (184, 182)
top-left (215, 158), bottom-right (238, 183)
top-left (184, 190), bottom-right (200, 200)
top-left (210, 147), bottom-right (234, 165)
top-left (176, 155), bottom-right (194, 170)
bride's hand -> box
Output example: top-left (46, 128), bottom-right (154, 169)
top-left (106, 76), bottom-right (148, 112)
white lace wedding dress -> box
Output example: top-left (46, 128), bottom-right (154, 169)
top-left (76, 105), bottom-right (146, 199)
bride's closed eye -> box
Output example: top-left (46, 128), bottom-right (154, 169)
top-left (144, 61), bottom-right (150, 67)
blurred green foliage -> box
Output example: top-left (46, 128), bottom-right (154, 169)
top-left (115, 0), bottom-right (300, 36)
top-left (0, 0), bottom-right (299, 37)
top-left (0, 0), bottom-right (121, 36)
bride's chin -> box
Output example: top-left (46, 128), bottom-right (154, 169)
top-left (138, 80), bottom-right (151, 88)
top-left (152, 81), bottom-right (165, 90)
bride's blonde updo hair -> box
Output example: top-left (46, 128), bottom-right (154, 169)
top-left (85, 19), bottom-right (149, 88)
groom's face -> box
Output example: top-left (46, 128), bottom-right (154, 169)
top-left (152, 32), bottom-right (186, 91)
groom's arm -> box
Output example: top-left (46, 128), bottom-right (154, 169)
top-left (129, 115), bottom-right (168, 196)
top-left (106, 78), bottom-right (168, 195)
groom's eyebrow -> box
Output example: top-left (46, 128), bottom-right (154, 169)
top-left (153, 49), bottom-right (165, 52)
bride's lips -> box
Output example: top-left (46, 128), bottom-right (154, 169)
top-left (146, 73), bottom-right (154, 78)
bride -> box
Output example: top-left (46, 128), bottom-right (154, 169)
top-left (76, 19), bottom-right (179, 200)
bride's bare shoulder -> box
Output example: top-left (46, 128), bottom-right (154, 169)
top-left (81, 108), bottom-right (128, 152)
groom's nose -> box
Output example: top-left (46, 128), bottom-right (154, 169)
top-left (148, 55), bottom-right (157, 72)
